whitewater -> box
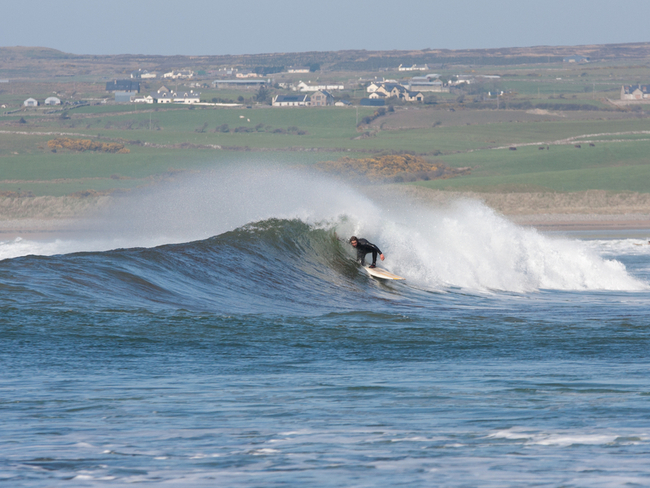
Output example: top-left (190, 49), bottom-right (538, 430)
top-left (1, 166), bottom-right (650, 486)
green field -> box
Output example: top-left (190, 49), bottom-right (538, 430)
top-left (2, 49), bottom-right (650, 198)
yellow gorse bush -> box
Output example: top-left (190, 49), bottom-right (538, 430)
top-left (47, 138), bottom-right (130, 154)
top-left (316, 154), bottom-right (467, 183)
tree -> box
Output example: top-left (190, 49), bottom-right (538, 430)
top-left (255, 86), bottom-right (270, 104)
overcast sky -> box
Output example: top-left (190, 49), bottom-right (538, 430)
top-left (2, 0), bottom-right (648, 56)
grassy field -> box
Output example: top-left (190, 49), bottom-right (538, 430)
top-left (414, 140), bottom-right (650, 193)
top-left (2, 49), bottom-right (650, 201)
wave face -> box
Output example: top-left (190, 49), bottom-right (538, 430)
top-left (0, 167), bottom-right (646, 314)
top-left (1, 217), bottom-right (647, 315)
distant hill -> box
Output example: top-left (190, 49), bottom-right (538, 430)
top-left (1, 42), bottom-right (649, 77)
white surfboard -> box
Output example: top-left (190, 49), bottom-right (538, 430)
top-left (364, 266), bottom-right (405, 281)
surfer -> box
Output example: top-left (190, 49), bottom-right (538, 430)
top-left (349, 236), bottom-right (385, 268)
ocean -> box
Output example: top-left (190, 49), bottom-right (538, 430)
top-left (1, 167), bottom-right (649, 487)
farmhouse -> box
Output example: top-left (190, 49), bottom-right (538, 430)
top-left (23, 98), bottom-right (38, 107)
top-left (163, 70), bottom-right (194, 79)
top-left (296, 81), bottom-right (345, 92)
top-left (407, 78), bottom-right (449, 92)
top-left (272, 94), bottom-right (310, 107)
top-left (150, 90), bottom-right (201, 104)
top-left (621, 85), bottom-right (650, 101)
top-left (287, 66), bottom-right (310, 73)
top-left (309, 90), bottom-right (333, 107)
top-left (366, 82), bottom-right (426, 101)
top-left (131, 69), bottom-right (159, 79)
top-left (366, 82), bottom-right (381, 93)
top-left (374, 83), bottom-right (407, 98)
top-left (398, 64), bottom-right (429, 71)
top-left (403, 90), bottom-right (425, 102)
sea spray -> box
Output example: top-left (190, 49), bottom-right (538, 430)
top-left (1, 166), bottom-right (646, 292)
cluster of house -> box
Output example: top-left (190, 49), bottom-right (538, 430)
top-left (23, 96), bottom-right (61, 106)
top-left (272, 91), bottom-right (349, 107)
top-left (398, 64), bottom-right (430, 71)
top-left (366, 74), bottom-right (445, 102)
top-left (130, 69), bottom-right (194, 80)
top-left (621, 85), bottom-right (650, 101)
top-left (132, 87), bottom-right (200, 104)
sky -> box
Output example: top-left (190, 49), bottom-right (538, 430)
top-left (1, 0), bottom-right (648, 56)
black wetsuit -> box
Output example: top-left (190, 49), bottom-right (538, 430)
top-left (354, 238), bottom-right (382, 266)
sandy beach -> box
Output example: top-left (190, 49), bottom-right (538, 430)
top-left (2, 189), bottom-right (650, 241)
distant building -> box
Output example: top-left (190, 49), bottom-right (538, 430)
top-left (106, 80), bottom-right (140, 92)
top-left (213, 79), bottom-right (270, 88)
top-left (563, 55), bottom-right (590, 63)
top-left (272, 94), bottom-right (310, 107)
top-left (621, 84), bottom-right (650, 100)
top-left (366, 82), bottom-right (381, 93)
top-left (309, 90), bottom-right (333, 107)
top-left (407, 79), bottom-right (449, 92)
top-left (287, 66), bottom-right (310, 73)
top-left (296, 81), bottom-right (345, 92)
top-left (398, 64), bottom-right (429, 71)
top-left (149, 89), bottom-right (200, 104)
top-left (374, 83), bottom-right (407, 98)
top-left (115, 91), bottom-right (138, 103)
top-left (23, 98), bottom-right (38, 107)
top-left (403, 90), bottom-right (425, 102)
top-left (163, 70), bottom-right (194, 79)
top-left (132, 95), bottom-right (155, 104)
top-left (44, 96), bottom-right (61, 105)
top-left (131, 69), bottom-right (158, 79)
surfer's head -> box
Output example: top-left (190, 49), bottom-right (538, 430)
top-left (349, 236), bottom-right (358, 247)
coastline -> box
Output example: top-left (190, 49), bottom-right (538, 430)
top-left (2, 189), bottom-right (650, 242)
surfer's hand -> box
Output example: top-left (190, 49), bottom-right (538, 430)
top-left (380, 254), bottom-right (385, 261)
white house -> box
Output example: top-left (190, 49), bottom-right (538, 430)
top-left (150, 89), bottom-right (200, 104)
top-left (366, 82), bottom-right (381, 93)
top-left (131, 69), bottom-right (158, 79)
top-left (296, 81), bottom-right (345, 92)
top-left (132, 95), bottom-right (156, 103)
top-left (163, 70), bottom-right (194, 79)
top-left (173, 91), bottom-right (201, 104)
top-left (44, 97), bottom-right (61, 105)
top-left (23, 98), bottom-right (38, 106)
top-left (621, 85), bottom-right (650, 100)
top-left (272, 94), bottom-right (310, 107)
top-left (398, 64), bottom-right (429, 71)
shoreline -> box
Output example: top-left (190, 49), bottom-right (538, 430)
top-left (2, 189), bottom-right (650, 241)
top-left (2, 215), bottom-right (650, 242)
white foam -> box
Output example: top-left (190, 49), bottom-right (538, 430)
top-left (2, 165), bottom-right (646, 292)
top-left (488, 427), bottom-right (646, 447)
